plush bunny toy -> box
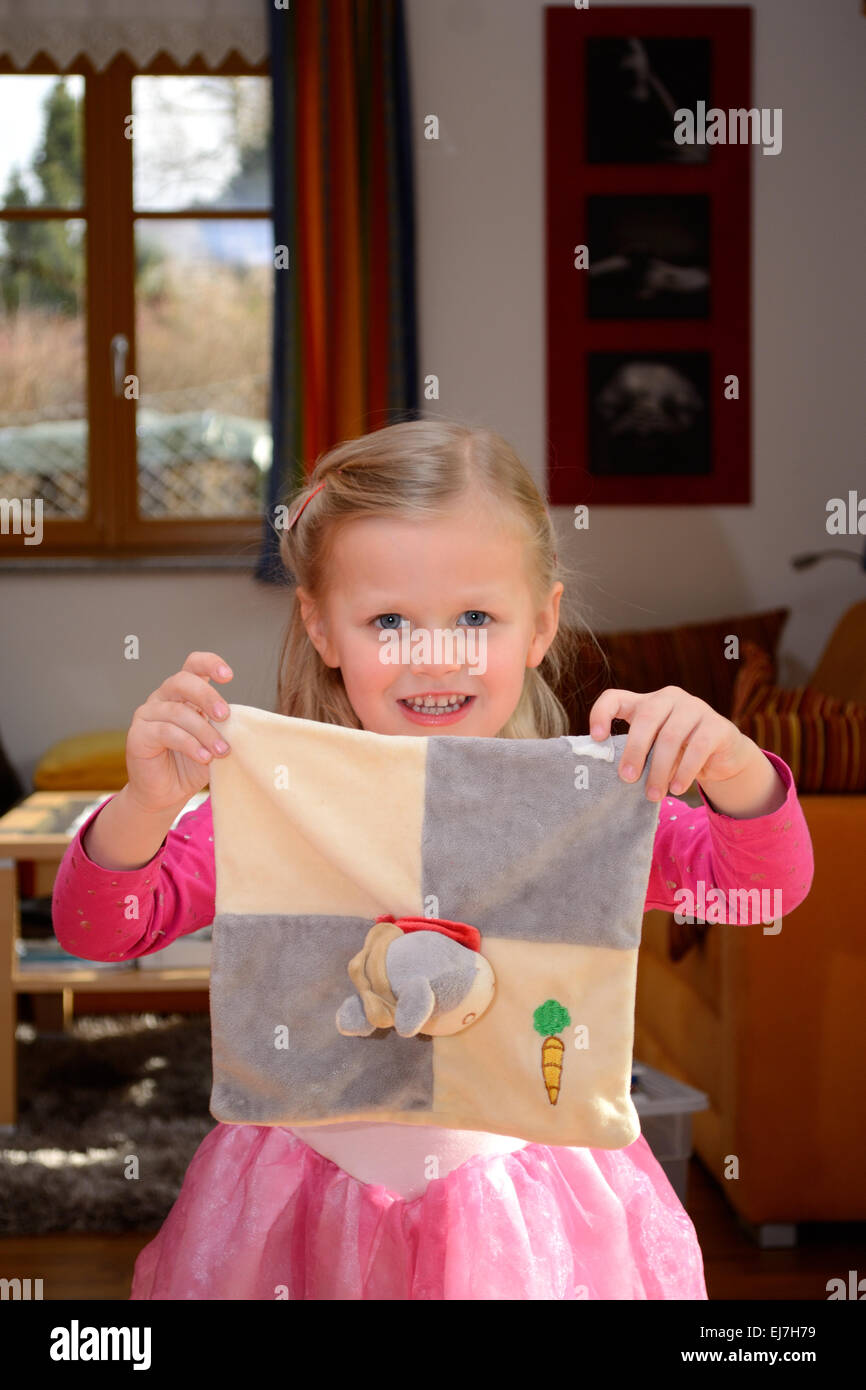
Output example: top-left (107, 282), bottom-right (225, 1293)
top-left (336, 915), bottom-right (496, 1039)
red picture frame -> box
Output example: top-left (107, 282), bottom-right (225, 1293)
top-left (546, 5), bottom-right (752, 505)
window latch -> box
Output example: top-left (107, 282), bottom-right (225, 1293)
top-left (110, 333), bottom-right (129, 397)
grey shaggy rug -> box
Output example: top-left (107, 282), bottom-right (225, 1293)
top-left (1, 1013), bottom-right (215, 1235)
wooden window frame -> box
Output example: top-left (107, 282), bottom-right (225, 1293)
top-left (0, 47), bottom-right (272, 558)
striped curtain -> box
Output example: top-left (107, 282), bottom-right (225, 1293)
top-left (256, 0), bottom-right (419, 584)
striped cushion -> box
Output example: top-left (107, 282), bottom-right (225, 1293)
top-left (732, 641), bottom-right (866, 792)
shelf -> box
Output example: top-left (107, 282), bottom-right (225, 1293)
top-left (12, 967), bottom-right (211, 992)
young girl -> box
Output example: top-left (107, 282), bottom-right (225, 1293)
top-left (53, 419), bottom-right (814, 1300)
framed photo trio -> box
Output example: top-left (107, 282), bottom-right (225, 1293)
top-left (546, 6), bottom-right (752, 505)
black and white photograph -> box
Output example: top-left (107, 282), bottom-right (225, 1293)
top-left (586, 37), bottom-right (711, 164)
top-left (588, 351), bottom-right (711, 478)
top-left (587, 195), bottom-right (711, 320)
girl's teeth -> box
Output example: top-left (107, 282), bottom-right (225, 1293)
top-left (404, 695), bottom-right (470, 714)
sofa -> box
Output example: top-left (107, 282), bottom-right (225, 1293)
top-left (556, 601), bottom-right (866, 1243)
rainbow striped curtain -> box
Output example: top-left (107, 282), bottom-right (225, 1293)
top-left (256, 0), bottom-right (419, 583)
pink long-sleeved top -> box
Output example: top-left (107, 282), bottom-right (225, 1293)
top-left (52, 749), bottom-right (813, 1200)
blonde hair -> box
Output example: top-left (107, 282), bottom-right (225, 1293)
top-left (274, 418), bottom-right (608, 738)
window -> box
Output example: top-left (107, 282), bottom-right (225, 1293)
top-left (0, 50), bottom-right (272, 558)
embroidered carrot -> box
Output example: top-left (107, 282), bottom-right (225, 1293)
top-left (533, 999), bottom-right (572, 1105)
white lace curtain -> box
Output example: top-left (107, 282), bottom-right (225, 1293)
top-left (0, 0), bottom-right (268, 70)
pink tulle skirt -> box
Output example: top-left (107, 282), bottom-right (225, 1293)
top-left (130, 1123), bottom-right (708, 1300)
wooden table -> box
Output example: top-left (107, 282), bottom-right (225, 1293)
top-left (0, 790), bottom-right (209, 1126)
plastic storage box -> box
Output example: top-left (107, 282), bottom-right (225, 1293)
top-left (630, 1059), bottom-right (709, 1204)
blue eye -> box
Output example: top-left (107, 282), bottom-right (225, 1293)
top-left (374, 613), bottom-right (408, 630)
top-left (457, 611), bottom-right (490, 628)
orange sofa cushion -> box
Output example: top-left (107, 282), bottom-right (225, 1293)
top-left (731, 641), bottom-right (866, 792)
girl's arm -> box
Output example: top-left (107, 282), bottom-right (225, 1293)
top-left (644, 749), bottom-right (814, 918)
top-left (52, 793), bottom-right (216, 961)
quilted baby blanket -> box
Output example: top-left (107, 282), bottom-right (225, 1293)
top-left (207, 704), bottom-right (661, 1148)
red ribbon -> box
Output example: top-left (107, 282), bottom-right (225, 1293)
top-left (374, 914), bottom-right (481, 952)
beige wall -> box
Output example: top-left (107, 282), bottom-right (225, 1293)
top-left (1, 0), bottom-right (864, 787)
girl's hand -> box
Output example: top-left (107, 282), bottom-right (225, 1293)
top-left (588, 686), bottom-right (753, 802)
top-left (124, 652), bottom-right (234, 815)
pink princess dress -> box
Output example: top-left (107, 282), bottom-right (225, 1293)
top-left (52, 751), bottom-right (813, 1300)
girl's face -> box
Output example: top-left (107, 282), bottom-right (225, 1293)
top-left (297, 496), bottom-right (563, 737)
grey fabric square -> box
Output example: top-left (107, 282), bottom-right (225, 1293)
top-left (210, 914), bottom-right (434, 1124)
top-left (421, 733), bottom-right (658, 949)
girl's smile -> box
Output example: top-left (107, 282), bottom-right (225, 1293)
top-left (397, 692), bottom-right (476, 725)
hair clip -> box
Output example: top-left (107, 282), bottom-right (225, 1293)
top-left (286, 480), bottom-right (327, 531)
top-left (285, 467), bottom-right (348, 532)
